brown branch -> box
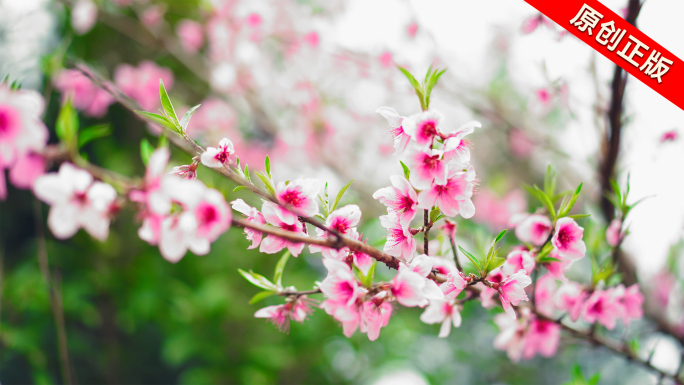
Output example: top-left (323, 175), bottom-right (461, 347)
top-left (423, 209), bottom-right (429, 255)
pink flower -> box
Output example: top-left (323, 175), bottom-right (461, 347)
top-left (255, 296), bottom-right (315, 333)
top-left (309, 205), bottom-right (361, 259)
top-left (375, 107), bottom-right (410, 155)
top-left (498, 270), bottom-right (532, 319)
top-left (552, 217), bottom-right (586, 261)
top-left (71, 0), bottom-right (98, 35)
top-left (0, 85), bottom-right (48, 199)
top-left (420, 299), bottom-right (462, 337)
top-left (407, 22), bottom-right (418, 38)
top-left (259, 201), bottom-right (307, 257)
top-left (440, 270), bottom-right (467, 300)
top-left (378, 52), bottom-right (393, 68)
top-left (582, 289), bottom-right (621, 330)
top-left (303, 31), bottom-right (319, 48)
top-left (553, 281), bottom-right (587, 322)
top-left (473, 189), bottom-right (527, 231)
top-left (515, 214), bottom-right (552, 246)
top-left (391, 265), bottom-right (443, 307)
top-left (200, 138), bottom-right (235, 168)
top-left (545, 254), bottom-right (572, 283)
top-left (275, 178), bottom-right (321, 217)
top-left (320, 259), bottom-right (361, 307)
top-left (606, 219), bottom-right (623, 247)
top-left (141, 5), bottom-right (165, 27)
top-left (502, 249), bottom-right (535, 276)
top-left (320, 298), bottom-right (361, 338)
top-left (614, 284), bottom-right (644, 326)
top-left (170, 164), bottom-right (198, 180)
top-left (360, 301), bottom-right (392, 341)
top-left (351, 249), bottom-right (374, 276)
top-left (440, 219), bottom-right (458, 242)
top-left (8, 152), bottom-right (45, 190)
top-left (193, 188), bottom-right (231, 243)
top-left (114, 61), bottom-right (174, 111)
top-left (481, 268), bottom-right (505, 308)
top-left (534, 274), bottom-right (557, 317)
top-left (54, 69), bottom-right (114, 118)
top-left (230, 199), bottom-right (265, 249)
top-left (661, 130), bottom-right (678, 143)
top-left (373, 174), bottom-right (418, 228)
top-left (417, 166), bottom-right (476, 218)
top-left (402, 110), bottom-right (443, 149)
top-left (523, 319), bottom-right (560, 359)
top-left (380, 214), bottom-right (416, 261)
top-left (177, 20), bottom-right (204, 54)
top-left (442, 121), bottom-right (480, 164)
top-left (187, 98), bottom-right (237, 136)
top-left (509, 128), bottom-right (535, 158)
top-left (34, 163), bottom-right (117, 241)
top-left (536, 88), bottom-right (551, 105)
top-left (494, 312), bottom-right (528, 362)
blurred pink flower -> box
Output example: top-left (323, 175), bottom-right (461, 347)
top-left (536, 88), bottom-right (551, 105)
top-left (114, 61), bottom-right (174, 111)
top-left (523, 319), bottom-right (560, 359)
top-left (509, 128), bottom-right (535, 158)
top-left (515, 214), bottom-right (552, 246)
top-left (320, 259), bottom-right (361, 307)
top-left (606, 219), bottom-right (623, 247)
top-left (407, 22), bottom-right (418, 38)
top-left (441, 270), bottom-right (467, 300)
top-left (71, 0), bottom-right (97, 35)
top-left (255, 296), bottom-right (315, 333)
top-left (379, 52), bottom-right (393, 68)
top-left (498, 270), bottom-right (532, 319)
top-left (360, 300), bottom-right (392, 341)
top-left (420, 299), bottom-right (462, 337)
top-left (494, 312), bottom-right (528, 362)
top-left (661, 130), bottom-right (678, 143)
top-left (472, 189), bottom-right (527, 231)
top-left (141, 5), bottom-right (165, 27)
top-left (55, 69), bottom-right (114, 117)
top-left (9, 152), bottom-right (45, 189)
top-left (582, 289), bottom-right (621, 330)
top-left (614, 284), bottom-right (644, 326)
top-left (503, 249), bottom-right (535, 276)
top-left (554, 281), bottom-right (586, 322)
top-left (303, 31), bottom-right (319, 48)
top-left (391, 265), bottom-right (443, 307)
top-left (177, 20), bottom-right (204, 54)
top-left (534, 274), bottom-right (557, 317)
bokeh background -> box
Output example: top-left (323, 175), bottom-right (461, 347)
top-left (1, 0), bottom-right (683, 383)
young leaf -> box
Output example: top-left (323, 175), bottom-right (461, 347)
top-left (318, 195), bottom-right (330, 218)
top-left (179, 104), bottom-right (201, 132)
top-left (255, 171), bottom-right (276, 196)
top-left (249, 291), bottom-right (276, 305)
top-left (559, 183), bottom-right (583, 217)
top-left (397, 66), bottom-right (427, 110)
top-left (544, 165), bottom-right (557, 197)
top-left (458, 246), bottom-right (482, 272)
top-left (429, 207), bottom-right (441, 224)
top-left (135, 111), bottom-right (178, 132)
top-left (330, 179), bottom-right (354, 212)
top-left (361, 261), bottom-right (377, 288)
top-left (273, 250), bottom-right (291, 288)
top-left (487, 257), bottom-right (506, 272)
top-left (238, 269), bottom-right (278, 291)
top-left (78, 124), bottom-right (111, 148)
top-left (140, 138), bottom-right (154, 165)
top-left (494, 229), bottom-right (508, 244)
top-left (534, 185), bottom-right (557, 220)
top-left (567, 214), bottom-right (591, 219)
top-left (244, 165), bottom-right (252, 183)
top-left (400, 161), bottom-right (411, 180)
top-left (265, 155), bottom-right (272, 179)
top-left (56, 99), bottom-right (79, 148)
top-left (233, 186), bottom-right (247, 192)
top-left (159, 79), bottom-right (179, 128)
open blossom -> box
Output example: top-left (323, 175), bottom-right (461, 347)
top-left (402, 110), bottom-right (443, 149)
top-left (614, 284), bottom-right (644, 326)
top-left (114, 61), bottom-right (174, 111)
top-left (391, 265), bottom-right (443, 307)
top-left (441, 270), bottom-right (467, 300)
top-left (523, 318), bottom-right (560, 360)
top-left (177, 20), bottom-right (204, 54)
top-left (494, 312), bottom-right (528, 362)
top-left (480, 267), bottom-right (505, 308)
top-left (200, 138), bottom-right (235, 168)
top-left (417, 166), bottom-right (476, 218)
top-left (408, 148), bottom-right (448, 190)
top-left (582, 289), bottom-right (621, 330)
top-left (502, 249), bottom-right (535, 276)
top-left (515, 214), bottom-right (552, 246)
top-left (442, 121), bottom-right (481, 164)
top-left (498, 270), bottom-right (532, 319)
top-left (420, 299), bottom-right (462, 338)
top-left (320, 259), bottom-right (361, 306)
top-left (309, 205), bottom-right (361, 259)
top-left (275, 178), bottom-right (321, 217)
top-left (360, 300), bottom-right (393, 341)
top-left (552, 217), bottom-right (586, 261)
top-left (170, 163), bottom-right (198, 180)
top-left (255, 296), bottom-right (315, 333)
top-left (373, 174), bottom-right (418, 228)
top-left (554, 281), bottom-right (587, 322)
top-left (534, 274), bottom-right (557, 317)
top-left (0, 84), bottom-right (49, 199)
top-left (9, 153), bottom-right (45, 190)
top-left (34, 163), bottom-right (117, 241)
top-left (375, 107), bottom-right (410, 154)
top-left (231, 199), bottom-right (265, 249)
top-left (606, 219), bottom-right (623, 247)
top-left (259, 201), bottom-right (307, 256)
top-left (545, 252), bottom-right (572, 283)
top-left (380, 214), bottom-right (416, 261)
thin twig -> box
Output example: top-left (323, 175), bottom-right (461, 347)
top-left (449, 237), bottom-right (462, 272)
top-left (423, 209), bottom-right (429, 255)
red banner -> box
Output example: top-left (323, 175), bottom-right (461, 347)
top-left (524, 0), bottom-right (684, 111)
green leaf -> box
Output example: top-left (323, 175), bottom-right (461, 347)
top-left (361, 261), bottom-right (377, 288)
top-left (330, 179), bottom-right (354, 212)
top-left (534, 185), bottom-right (557, 220)
top-left (458, 246), bottom-right (481, 272)
top-left (140, 138), bottom-right (154, 165)
top-left (238, 269), bottom-right (278, 291)
top-left (179, 104), bottom-right (201, 132)
top-left (159, 79), bottom-right (179, 128)
top-left (273, 250), bottom-right (291, 288)
top-left (587, 372), bottom-right (601, 385)
top-left (544, 165), bottom-right (557, 197)
top-left (429, 207), bottom-right (441, 224)
top-left (537, 256), bottom-right (561, 264)
top-left (249, 291), bottom-right (276, 305)
top-left (78, 124), bottom-right (111, 148)
top-left (233, 186), bottom-right (247, 192)
top-left (400, 161), bottom-right (411, 180)
top-left (434, 214), bottom-right (446, 222)
top-left (486, 257), bottom-right (506, 272)
top-left (560, 183), bottom-right (583, 217)
top-left (244, 165), bottom-right (252, 183)
top-left (567, 214), bottom-right (591, 219)
top-left (135, 111), bottom-right (178, 132)
top-left (494, 229), bottom-right (507, 243)
top-left (424, 68), bottom-right (446, 109)
top-left (264, 155), bottom-right (272, 179)
top-left (397, 66), bottom-right (426, 110)
top-left (56, 98), bottom-right (79, 148)
top-left (255, 172), bottom-right (276, 196)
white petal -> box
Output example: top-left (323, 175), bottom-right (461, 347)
top-left (47, 204), bottom-right (81, 239)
